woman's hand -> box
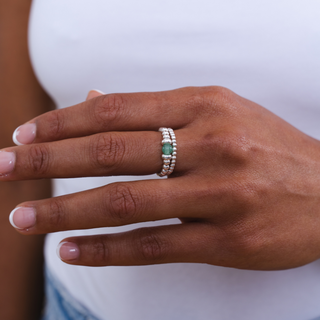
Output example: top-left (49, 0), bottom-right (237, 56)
top-left (2, 86), bottom-right (320, 270)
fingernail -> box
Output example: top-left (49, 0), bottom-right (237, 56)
top-left (12, 123), bottom-right (36, 145)
top-left (86, 89), bottom-right (105, 101)
top-left (9, 207), bottom-right (36, 230)
top-left (92, 89), bottom-right (105, 94)
top-left (0, 151), bottom-right (15, 175)
top-left (57, 242), bottom-right (80, 261)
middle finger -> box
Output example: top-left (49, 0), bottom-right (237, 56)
top-left (9, 177), bottom-right (220, 234)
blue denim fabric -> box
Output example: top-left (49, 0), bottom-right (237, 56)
top-left (42, 266), bottom-right (101, 320)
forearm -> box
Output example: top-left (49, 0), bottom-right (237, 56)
top-left (0, 0), bottom-right (53, 319)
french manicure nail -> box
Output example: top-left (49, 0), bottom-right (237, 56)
top-left (91, 89), bottom-right (105, 94)
top-left (9, 207), bottom-right (36, 230)
top-left (86, 89), bottom-right (105, 101)
top-left (12, 123), bottom-right (36, 145)
top-left (57, 242), bottom-right (80, 261)
top-left (0, 151), bottom-right (15, 175)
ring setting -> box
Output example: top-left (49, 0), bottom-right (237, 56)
top-left (157, 127), bottom-right (177, 177)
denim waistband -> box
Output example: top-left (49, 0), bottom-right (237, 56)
top-left (42, 265), bottom-right (101, 320)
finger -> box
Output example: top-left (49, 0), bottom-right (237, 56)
top-left (9, 177), bottom-right (228, 234)
top-left (1, 128), bottom-right (191, 180)
top-left (12, 87), bottom-right (211, 144)
top-left (57, 223), bottom-right (222, 266)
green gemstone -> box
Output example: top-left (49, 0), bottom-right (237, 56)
top-left (162, 143), bottom-right (173, 155)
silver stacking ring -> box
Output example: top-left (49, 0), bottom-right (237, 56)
top-left (157, 127), bottom-right (177, 177)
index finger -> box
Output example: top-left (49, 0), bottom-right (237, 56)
top-left (14, 87), bottom-right (209, 144)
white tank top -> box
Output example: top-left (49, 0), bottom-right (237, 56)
top-left (28, 1), bottom-right (320, 319)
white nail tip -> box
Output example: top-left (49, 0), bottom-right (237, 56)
top-left (9, 207), bottom-right (22, 229)
top-left (91, 89), bottom-right (105, 94)
top-left (56, 242), bottom-right (67, 260)
top-left (12, 127), bottom-right (23, 146)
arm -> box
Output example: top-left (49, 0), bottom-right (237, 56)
top-left (0, 0), bottom-right (52, 319)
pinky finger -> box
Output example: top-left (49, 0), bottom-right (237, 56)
top-left (57, 223), bottom-right (220, 267)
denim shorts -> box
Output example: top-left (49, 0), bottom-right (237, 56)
top-left (42, 266), bottom-right (100, 320)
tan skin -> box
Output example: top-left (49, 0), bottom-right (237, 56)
top-left (2, 86), bottom-right (320, 270)
top-left (0, 0), bottom-right (52, 319)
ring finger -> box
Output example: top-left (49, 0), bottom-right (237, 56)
top-left (0, 128), bottom-right (194, 180)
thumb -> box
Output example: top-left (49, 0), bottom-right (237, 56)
top-left (86, 89), bottom-right (105, 101)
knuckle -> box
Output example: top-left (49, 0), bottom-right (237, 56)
top-left (46, 198), bottom-right (65, 228)
top-left (222, 222), bottom-right (262, 258)
top-left (204, 86), bottom-right (236, 115)
top-left (91, 237), bottom-right (109, 264)
top-left (210, 86), bottom-right (233, 100)
top-left (237, 234), bottom-right (265, 262)
top-left (207, 86), bottom-right (234, 106)
top-left (93, 94), bottom-right (127, 126)
top-left (135, 229), bottom-right (169, 262)
top-left (44, 110), bottom-right (65, 139)
top-left (184, 90), bottom-right (206, 111)
top-left (28, 144), bottom-right (50, 175)
top-left (183, 87), bottom-right (218, 116)
top-left (182, 86), bottom-right (237, 118)
top-left (91, 133), bottom-right (126, 170)
top-left (107, 184), bottom-right (139, 223)
top-left (200, 130), bottom-right (253, 166)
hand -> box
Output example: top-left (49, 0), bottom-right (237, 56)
top-left (2, 86), bottom-right (320, 270)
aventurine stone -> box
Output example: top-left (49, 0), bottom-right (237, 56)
top-left (162, 143), bottom-right (173, 155)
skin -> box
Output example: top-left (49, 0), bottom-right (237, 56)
top-left (2, 86), bottom-right (320, 270)
top-left (0, 0), bottom-right (52, 319)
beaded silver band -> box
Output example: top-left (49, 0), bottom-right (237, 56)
top-left (157, 127), bottom-right (177, 177)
